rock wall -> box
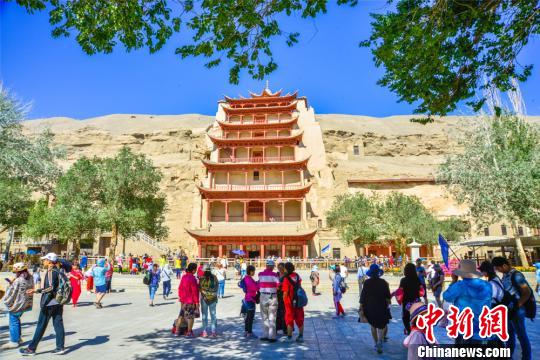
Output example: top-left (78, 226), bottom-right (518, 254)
top-left (22, 113), bottom-right (540, 256)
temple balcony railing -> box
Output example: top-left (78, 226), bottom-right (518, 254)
top-left (212, 133), bottom-right (293, 140)
top-left (217, 156), bottom-right (295, 163)
top-left (211, 184), bottom-right (303, 191)
top-left (209, 216), bottom-right (302, 222)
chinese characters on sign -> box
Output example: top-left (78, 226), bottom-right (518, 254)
top-left (416, 304), bottom-right (508, 343)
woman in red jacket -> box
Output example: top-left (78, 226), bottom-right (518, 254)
top-left (178, 262), bottom-right (200, 337)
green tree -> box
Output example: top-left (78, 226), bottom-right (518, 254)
top-left (438, 114), bottom-right (540, 266)
top-left (99, 146), bottom-right (168, 258)
top-left (0, 86), bottom-right (63, 258)
top-left (50, 157), bottom-right (103, 257)
top-left (326, 191), bottom-right (467, 257)
top-left (13, 1), bottom-right (539, 113)
top-left (0, 177), bottom-right (32, 232)
top-left (362, 0), bottom-right (539, 123)
top-left (326, 193), bottom-right (382, 247)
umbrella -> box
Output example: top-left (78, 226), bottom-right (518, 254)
top-left (232, 249), bottom-right (246, 256)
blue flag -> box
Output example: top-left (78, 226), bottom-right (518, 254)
top-left (321, 244), bottom-right (330, 254)
top-left (438, 234), bottom-right (449, 268)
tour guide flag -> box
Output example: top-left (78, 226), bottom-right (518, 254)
top-left (438, 234), bottom-right (449, 268)
top-left (321, 244), bottom-right (330, 254)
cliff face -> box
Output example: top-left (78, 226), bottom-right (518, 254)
top-left (22, 113), bottom-right (540, 252)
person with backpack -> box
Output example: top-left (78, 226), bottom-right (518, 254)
top-left (147, 263), bottom-right (161, 306)
top-left (332, 265), bottom-right (346, 317)
top-left (199, 265), bottom-right (219, 337)
top-left (443, 259), bottom-right (492, 346)
top-left (478, 261), bottom-right (504, 307)
top-left (492, 256), bottom-right (534, 360)
top-left (160, 263), bottom-right (174, 300)
top-left (282, 262), bottom-right (306, 343)
top-left (359, 264), bottom-right (390, 354)
top-left (309, 265), bottom-right (320, 295)
top-left (258, 259), bottom-right (279, 342)
top-left (92, 258), bottom-right (110, 309)
top-left (240, 265), bottom-right (259, 339)
top-left (429, 263), bottom-right (445, 308)
top-left (20, 253), bottom-right (67, 356)
top-left (2, 262), bottom-right (34, 350)
top-left (356, 262), bottom-right (369, 295)
top-left (178, 262), bottom-right (200, 337)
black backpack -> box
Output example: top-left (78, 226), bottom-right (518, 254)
top-left (509, 270), bottom-right (536, 320)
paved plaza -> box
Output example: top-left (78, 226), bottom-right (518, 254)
top-left (1, 271), bottom-right (539, 359)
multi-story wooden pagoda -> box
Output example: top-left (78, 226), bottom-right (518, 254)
top-left (187, 86), bottom-right (317, 259)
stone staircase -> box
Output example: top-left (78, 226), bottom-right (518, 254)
top-left (122, 231), bottom-right (172, 257)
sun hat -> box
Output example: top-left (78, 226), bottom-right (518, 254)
top-left (266, 259), bottom-right (275, 267)
top-left (409, 302), bottom-right (428, 323)
top-left (40, 253), bottom-right (58, 262)
top-left (452, 259), bottom-right (483, 278)
top-left (366, 263), bottom-right (383, 277)
top-left (12, 262), bottom-right (28, 273)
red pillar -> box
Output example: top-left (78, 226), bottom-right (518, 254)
top-left (198, 243), bottom-right (202, 258)
top-left (278, 146), bottom-right (281, 161)
top-left (388, 245), bottom-right (392, 257)
top-left (243, 202), bottom-right (248, 222)
top-left (227, 171), bottom-right (230, 190)
top-left (303, 244), bottom-right (308, 259)
top-left (218, 244), bottom-right (223, 257)
top-left (207, 201), bottom-right (211, 222)
top-left (263, 201), bottom-right (266, 222)
top-left (225, 201), bottom-right (229, 222)
top-left (281, 170), bottom-right (284, 188)
top-left (281, 201), bottom-right (285, 222)
top-left (281, 243), bottom-right (286, 258)
top-left (260, 244), bottom-right (265, 259)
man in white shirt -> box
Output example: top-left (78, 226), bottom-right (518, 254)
top-left (340, 264), bottom-right (348, 283)
top-left (357, 263), bottom-right (370, 294)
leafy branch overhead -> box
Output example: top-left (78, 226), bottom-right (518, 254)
top-left (13, 1), bottom-right (539, 116)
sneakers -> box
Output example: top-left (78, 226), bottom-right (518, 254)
top-left (2, 342), bottom-right (20, 350)
top-left (210, 332), bottom-right (217, 338)
top-left (200, 331), bottom-right (208, 338)
top-left (20, 348), bottom-right (36, 356)
top-left (282, 336), bottom-right (294, 343)
top-left (296, 335), bottom-right (304, 343)
top-left (52, 348), bottom-right (66, 355)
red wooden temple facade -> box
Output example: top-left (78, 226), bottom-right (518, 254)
top-left (187, 87), bottom-right (316, 258)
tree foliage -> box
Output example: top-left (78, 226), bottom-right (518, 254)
top-left (0, 86), bottom-right (63, 238)
top-left (438, 114), bottom-right (540, 265)
top-left (24, 147), bottom-right (168, 257)
top-left (326, 191), bottom-right (467, 255)
top-left (13, 1), bottom-right (539, 114)
top-left (361, 0), bottom-right (539, 123)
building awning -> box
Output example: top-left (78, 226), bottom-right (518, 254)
top-left (186, 223), bottom-right (316, 242)
top-left (460, 235), bottom-right (540, 247)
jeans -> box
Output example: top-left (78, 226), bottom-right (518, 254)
top-left (260, 293), bottom-right (278, 339)
top-left (149, 286), bottom-right (158, 300)
top-left (245, 308), bottom-right (255, 333)
top-left (28, 305), bottom-right (65, 351)
top-left (9, 311), bottom-right (23, 343)
top-left (218, 280), bottom-right (225, 298)
top-left (105, 278), bottom-right (112, 293)
top-left (508, 307), bottom-right (531, 360)
top-left (201, 301), bottom-right (217, 333)
top-left (162, 280), bottom-right (171, 297)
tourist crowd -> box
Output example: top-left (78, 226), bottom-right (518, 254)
top-left (1, 251), bottom-right (538, 359)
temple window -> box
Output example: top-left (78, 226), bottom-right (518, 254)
top-left (353, 145), bottom-right (360, 155)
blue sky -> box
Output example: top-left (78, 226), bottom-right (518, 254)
top-left (1, 1), bottom-right (540, 119)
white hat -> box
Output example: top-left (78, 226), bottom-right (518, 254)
top-left (41, 252), bottom-right (58, 262)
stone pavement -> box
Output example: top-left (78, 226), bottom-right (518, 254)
top-left (1, 273), bottom-right (538, 360)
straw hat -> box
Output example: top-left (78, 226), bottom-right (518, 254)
top-left (409, 302), bottom-right (428, 323)
top-left (452, 259), bottom-right (482, 278)
top-left (12, 262), bottom-right (28, 273)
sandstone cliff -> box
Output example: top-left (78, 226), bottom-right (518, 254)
top-left (22, 113), bottom-right (540, 252)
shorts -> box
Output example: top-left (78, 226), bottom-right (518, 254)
top-left (180, 303), bottom-right (200, 319)
top-left (284, 305), bottom-right (304, 328)
top-left (95, 284), bottom-right (107, 293)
